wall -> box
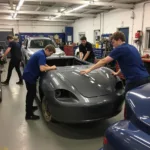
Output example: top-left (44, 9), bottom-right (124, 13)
top-left (73, 14), bottom-right (101, 43)
top-left (72, 9), bottom-right (133, 44)
top-left (133, 2), bottom-right (150, 51)
top-left (103, 9), bottom-right (133, 44)
top-left (0, 20), bottom-right (67, 34)
top-left (72, 1), bottom-right (150, 52)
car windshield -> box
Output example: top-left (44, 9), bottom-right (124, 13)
top-left (29, 39), bottom-right (57, 48)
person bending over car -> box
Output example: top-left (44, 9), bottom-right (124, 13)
top-left (80, 31), bottom-right (150, 94)
top-left (23, 44), bottom-right (56, 120)
top-left (79, 36), bottom-right (95, 63)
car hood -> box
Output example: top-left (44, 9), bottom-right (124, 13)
top-left (28, 48), bottom-right (65, 55)
top-left (51, 66), bottom-right (116, 98)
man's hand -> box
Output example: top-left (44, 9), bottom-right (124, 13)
top-left (51, 65), bottom-right (57, 70)
top-left (80, 68), bottom-right (92, 75)
top-left (111, 71), bottom-right (119, 76)
top-left (111, 69), bottom-right (121, 76)
top-left (1, 56), bottom-right (4, 61)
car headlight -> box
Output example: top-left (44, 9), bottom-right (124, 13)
top-left (55, 89), bottom-right (78, 103)
top-left (115, 81), bottom-right (125, 95)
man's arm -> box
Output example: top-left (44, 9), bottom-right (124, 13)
top-left (1, 47), bottom-right (11, 60)
top-left (38, 55), bottom-right (57, 72)
top-left (112, 69), bottom-right (121, 76)
top-left (79, 52), bottom-right (83, 59)
top-left (80, 56), bottom-right (114, 74)
top-left (83, 51), bottom-right (90, 61)
top-left (40, 65), bottom-right (56, 72)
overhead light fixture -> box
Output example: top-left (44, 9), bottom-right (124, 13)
top-left (13, 0), bottom-right (25, 18)
top-left (65, 3), bottom-right (89, 14)
top-left (13, 12), bottom-right (17, 18)
top-left (16, 0), bottom-right (25, 11)
top-left (51, 14), bottom-right (62, 20)
top-left (60, 7), bottom-right (65, 12)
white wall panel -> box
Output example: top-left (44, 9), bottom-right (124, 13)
top-left (72, 2), bottom-right (150, 52)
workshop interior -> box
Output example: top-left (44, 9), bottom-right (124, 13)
top-left (0, 0), bottom-right (150, 150)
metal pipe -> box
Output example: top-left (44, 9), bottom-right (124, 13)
top-left (100, 13), bottom-right (101, 36)
top-left (0, 24), bottom-right (66, 26)
top-left (141, 1), bottom-right (150, 32)
top-left (140, 1), bottom-right (150, 54)
top-left (103, 13), bottom-right (104, 34)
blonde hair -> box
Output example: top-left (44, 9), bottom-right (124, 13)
top-left (13, 36), bottom-right (19, 42)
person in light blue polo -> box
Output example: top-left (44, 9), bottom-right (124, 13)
top-left (23, 44), bottom-right (56, 120)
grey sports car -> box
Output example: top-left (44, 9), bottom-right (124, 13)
top-left (37, 56), bottom-right (125, 123)
top-left (21, 37), bottom-right (65, 65)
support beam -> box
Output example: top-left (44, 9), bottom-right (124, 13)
top-left (0, 16), bottom-right (74, 22)
top-left (18, 0), bottom-right (134, 9)
top-left (0, 10), bottom-right (96, 17)
top-left (35, 6), bottom-right (41, 11)
top-left (9, 0), bottom-right (14, 10)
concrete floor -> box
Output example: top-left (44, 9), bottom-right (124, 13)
top-left (0, 62), bottom-right (123, 150)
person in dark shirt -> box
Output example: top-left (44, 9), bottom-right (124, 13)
top-left (23, 44), bottom-right (56, 120)
top-left (1, 35), bottom-right (23, 85)
top-left (80, 31), bottom-right (150, 94)
top-left (79, 37), bottom-right (95, 63)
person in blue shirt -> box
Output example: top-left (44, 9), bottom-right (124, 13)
top-left (23, 44), bottom-right (56, 120)
top-left (80, 31), bottom-right (150, 94)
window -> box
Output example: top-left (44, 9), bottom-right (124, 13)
top-left (26, 40), bottom-right (28, 49)
top-left (29, 39), bottom-right (57, 48)
top-left (146, 28), bottom-right (150, 49)
top-left (23, 39), bottom-right (28, 49)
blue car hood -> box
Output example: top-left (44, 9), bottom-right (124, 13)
top-left (126, 83), bottom-right (150, 128)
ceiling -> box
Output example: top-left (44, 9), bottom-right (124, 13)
top-left (0, 0), bottom-right (146, 23)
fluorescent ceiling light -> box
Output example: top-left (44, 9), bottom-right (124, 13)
top-left (13, 12), bottom-right (17, 18)
top-left (60, 8), bottom-right (65, 12)
top-left (14, 0), bottom-right (25, 18)
top-left (65, 3), bottom-right (89, 14)
top-left (51, 14), bottom-right (62, 20)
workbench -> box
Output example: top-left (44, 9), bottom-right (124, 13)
top-left (142, 57), bottom-right (150, 74)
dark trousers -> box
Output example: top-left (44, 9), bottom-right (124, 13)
top-left (6, 59), bottom-right (22, 82)
top-left (125, 76), bottom-right (150, 119)
top-left (25, 81), bottom-right (36, 116)
top-left (125, 76), bottom-right (150, 94)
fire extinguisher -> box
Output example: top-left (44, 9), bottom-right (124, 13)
top-left (135, 30), bottom-right (142, 43)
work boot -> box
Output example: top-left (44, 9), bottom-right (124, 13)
top-left (1, 80), bottom-right (9, 85)
top-left (25, 114), bottom-right (40, 120)
top-left (16, 80), bottom-right (23, 85)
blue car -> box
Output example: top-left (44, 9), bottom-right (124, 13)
top-left (100, 83), bottom-right (150, 150)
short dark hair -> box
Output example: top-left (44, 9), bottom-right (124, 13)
top-left (80, 36), bottom-right (87, 41)
top-left (7, 35), bottom-right (13, 40)
top-left (45, 44), bottom-right (56, 53)
top-left (111, 31), bottom-right (126, 42)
